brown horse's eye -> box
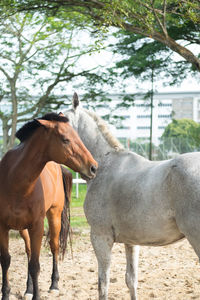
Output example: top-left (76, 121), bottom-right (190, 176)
top-left (62, 138), bottom-right (70, 144)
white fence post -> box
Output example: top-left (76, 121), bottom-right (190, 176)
top-left (76, 172), bottom-right (79, 198)
top-left (72, 173), bottom-right (86, 198)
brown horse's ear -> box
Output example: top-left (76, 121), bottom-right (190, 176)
top-left (36, 119), bottom-right (52, 128)
top-left (58, 112), bottom-right (64, 117)
top-left (72, 92), bottom-right (79, 110)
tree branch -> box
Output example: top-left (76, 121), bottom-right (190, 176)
top-left (0, 66), bottom-right (12, 81)
top-left (150, 0), bottom-right (168, 37)
top-left (121, 22), bottom-right (200, 72)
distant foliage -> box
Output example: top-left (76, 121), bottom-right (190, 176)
top-left (161, 119), bottom-right (200, 150)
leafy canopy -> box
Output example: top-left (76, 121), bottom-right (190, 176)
top-left (1, 1), bottom-right (200, 71)
top-left (0, 12), bottom-right (105, 152)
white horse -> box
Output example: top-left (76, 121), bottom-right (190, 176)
top-left (65, 93), bottom-right (200, 300)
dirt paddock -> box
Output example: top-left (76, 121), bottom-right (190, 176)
top-left (3, 232), bottom-right (200, 299)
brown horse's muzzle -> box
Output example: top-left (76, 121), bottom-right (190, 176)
top-left (81, 161), bottom-right (98, 181)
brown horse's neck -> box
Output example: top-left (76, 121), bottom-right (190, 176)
top-left (2, 128), bottom-right (49, 195)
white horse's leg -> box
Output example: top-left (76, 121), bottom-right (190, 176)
top-left (125, 244), bottom-right (140, 300)
top-left (91, 231), bottom-right (114, 300)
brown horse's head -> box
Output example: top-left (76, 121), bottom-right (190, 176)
top-left (36, 113), bottom-right (97, 179)
top-left (15, 112), bottom-right (97, 180)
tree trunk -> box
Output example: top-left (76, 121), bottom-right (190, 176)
top-left (149, 66), bottom-right (154, 161)
top-left (2, 119), bottom-right (10, 155)
top-left (8, 80), bottom-right (18, 150)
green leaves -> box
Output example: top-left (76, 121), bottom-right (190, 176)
top-left (0, 11), bottom-right (108, 152)
top-left (161, 118), bottom-right (200, 152)
top-left (1, 0), bottom-right (200, 70)
top-left (109, 21), bottom-right (199, 89)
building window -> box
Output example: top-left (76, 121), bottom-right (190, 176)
top-left (158, 126), bottom-right (166, 129)
top-left (137, 115), bottom-right (151, 118)
top-left (137, 126), bottom-right (151, 130)
top-left (121, 115), bottom-right (130, 119)
top-left (158, 103), bottom-right (172, 107)
top-left (135, 103), bottom-right (151, 107)
top-left (116, 126), bottom-right (130, 130)
top-left (158, 114), bottom-right (172, 118)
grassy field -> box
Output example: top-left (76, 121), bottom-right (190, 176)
top-left (71, 182), bottom-right (88, 229)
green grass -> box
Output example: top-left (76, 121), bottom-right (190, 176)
top-left (63, 167), bottom-right (88, 229)
top-left (71, 183), bottom-right (87, 207)
top-left (71, 181), bottom-right (88, 229)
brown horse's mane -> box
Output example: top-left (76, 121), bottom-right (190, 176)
top-left (16, 112), bottom-right (69, 142)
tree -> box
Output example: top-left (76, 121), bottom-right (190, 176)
top-left (110, 23), bottom-right (199, 84)
top-left (160, 118), bottom-right (200, 153)
top-left (1, 0), bottom-right (200, 72)
top-left (0, 13), bottom-right (101, 153)
top-left (107, 19), bottom-right (200, 157)
top-left (109, 31), bottom-right (178, 159)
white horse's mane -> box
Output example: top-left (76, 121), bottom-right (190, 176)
top-left (85, 109), bottom-right (124, 151)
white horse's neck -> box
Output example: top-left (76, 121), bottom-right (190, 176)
top-left (77, 109), bottom-right (124, 163)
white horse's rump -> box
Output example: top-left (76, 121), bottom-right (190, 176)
top-left (64, 93), bottom-right (200, 300)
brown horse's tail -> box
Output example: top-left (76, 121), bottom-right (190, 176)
top-left (59, 166), bottom-right (73, 260)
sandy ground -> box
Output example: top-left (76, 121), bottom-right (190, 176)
top-left (3, 231), bottom-right (200, 300)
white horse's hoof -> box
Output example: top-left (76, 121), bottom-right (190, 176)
top-left (49, 289), bottom-right (59, 296)
top-left (23, 293), bottom-right (33, 300)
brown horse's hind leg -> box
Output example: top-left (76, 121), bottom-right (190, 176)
top-left (28, 219), bottom-right (44, 300)
top-left (19, 229), bottom-right (33, 297)
top-left (46, 208), bottom-right (62, 293)
top-left (0, 227), bottom-right (10, 300)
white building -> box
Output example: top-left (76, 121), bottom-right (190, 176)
top-left (0, 91), bottom-right (200, 147)
top-left (97, 91), bottom-right (200, 145)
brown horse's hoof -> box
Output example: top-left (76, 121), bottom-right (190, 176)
top-left (23, 293), bottom-right (33, 300)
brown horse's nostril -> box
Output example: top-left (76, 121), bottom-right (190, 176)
top-left (90, 165), bottom-right (97, 175)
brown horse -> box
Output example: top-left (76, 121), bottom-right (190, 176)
top-left (0, 112), bottom-right (97, 300)
top-left (19, 166), bottom-right (73, 299)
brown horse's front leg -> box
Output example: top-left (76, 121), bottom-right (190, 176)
top-left (0, 227), bottom-right (10, 300)
top-left (46, 209), bottom-right (62, 294)
top-left (28, 219), bottom-right (44, 300)
top-left (19, 229), bottom-right (33, 297)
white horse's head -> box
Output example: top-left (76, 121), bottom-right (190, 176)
top-left (64, 92), bottom-right (123, 161)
